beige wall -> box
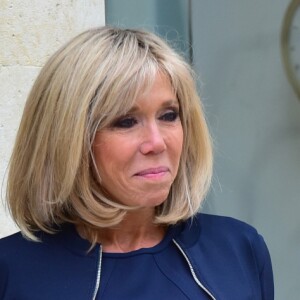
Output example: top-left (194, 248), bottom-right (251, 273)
top-left (0, 0), bottom-right (105, 237)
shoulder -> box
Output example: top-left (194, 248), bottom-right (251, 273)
top-left (0, 231), bottom-right (36, 257)
top-left (0, 232), bottom-right (43, 298)
top-left (0, 229), bottom-right (60, 253)
top-left (178, 213), bottom-right (260, 246)
top-left (0, 224), bottom-right (91, 260)
top-left (196, 213), bottom-right (259, 239)
top-left (193, 213), bottom-right (267, 253)
top-left (178, 213), bottom-right (272, 269)
top-left (197, 212), bottom-right (254, 228)
top-left (0, 225), bottom-right (97, 299)
top-left (0, 227), bottom-right (101, 299)
top-left (180, 213), bottom-right (272, 273)
top-left (0, 231), bottom-right (58, 271)
top-left (0, 226), bottom-right (75, 274)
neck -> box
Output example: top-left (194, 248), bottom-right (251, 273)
top-left (101, 208), bottom-right (166, 253)
top-left (79, 208), bottom-right (167, 253)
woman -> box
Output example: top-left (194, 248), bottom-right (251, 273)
top-left (0, 27), bottom-right (273, 299)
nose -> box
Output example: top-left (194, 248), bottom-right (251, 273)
top-left (139, 122), bottom-right (166, 155)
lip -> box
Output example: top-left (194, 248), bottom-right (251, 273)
top-left (134, 167), bottom-right (169, 178)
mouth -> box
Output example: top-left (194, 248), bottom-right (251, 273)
top-left (134, 167), bottom-right (169, 179)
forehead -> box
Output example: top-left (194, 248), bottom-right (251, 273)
top-left (133, 72), bottom-right (177, 105)
top-left (120, 70), bottom-right (175, 105)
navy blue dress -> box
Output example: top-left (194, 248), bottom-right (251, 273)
top-left (98, 225), bottom-right (209, 299)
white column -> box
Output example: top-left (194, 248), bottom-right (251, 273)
top-left (0, 0), bottom-right (105, 237)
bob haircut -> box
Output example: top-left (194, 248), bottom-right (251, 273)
top-left (7, 26), bottom-right (213, 242)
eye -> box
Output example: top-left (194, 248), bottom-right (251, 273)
top-left (112, 116), bottom-right (138, 129)
top-left (159, 109), bottom-right (180, 122)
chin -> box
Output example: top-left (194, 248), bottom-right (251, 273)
top-left (144, 193), bottom-right (169, 208)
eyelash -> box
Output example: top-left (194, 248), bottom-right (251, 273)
top-left (159, 110), bottom-right (179, 122)
top-left (112, 117), bottom-right (137, 128)
top-left (112, 109), bottom-right (180, 129)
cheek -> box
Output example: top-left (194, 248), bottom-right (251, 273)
top-left (171, 126), bottom-right (184, 159)
top-left (93, 134), bottom-right (115, 177)
top-left (93, 133), bottom-right (135, 178)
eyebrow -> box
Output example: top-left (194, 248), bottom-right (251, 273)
top-left (127, 99), bottom-right (179, 114)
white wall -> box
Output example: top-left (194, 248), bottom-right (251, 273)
top-left (0, 0), bottom-right (105, 237)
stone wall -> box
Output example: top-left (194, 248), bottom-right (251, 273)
top-left (0, 0), bottom-right (105, 237)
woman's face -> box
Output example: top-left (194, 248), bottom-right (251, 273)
top-left (93, 73), bottom-right (183, 208)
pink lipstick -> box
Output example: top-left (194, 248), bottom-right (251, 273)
top-left (135, 167), bottom-right (169, 179)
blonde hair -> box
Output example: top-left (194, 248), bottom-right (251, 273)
top-left (7, 26), bottom-right (213, 241)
